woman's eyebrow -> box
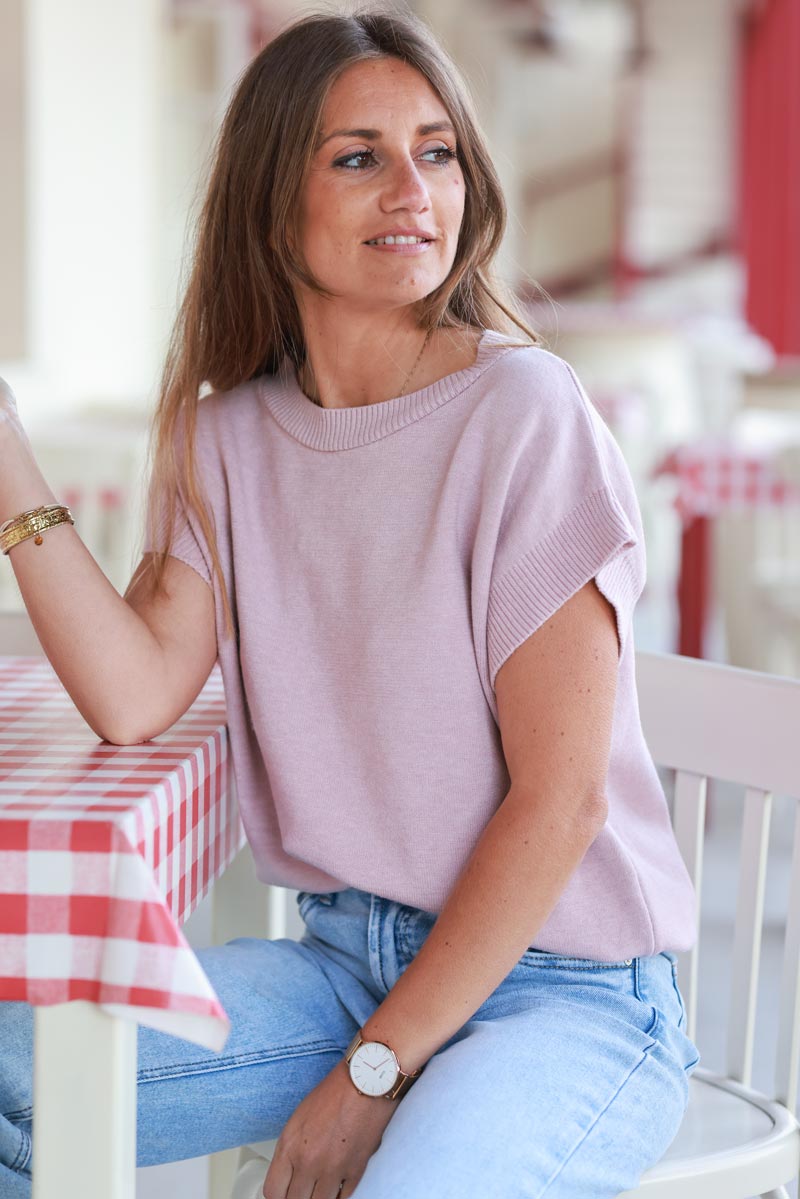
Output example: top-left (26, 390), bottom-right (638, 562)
top-left (318, 120), bottom-right (455, 148)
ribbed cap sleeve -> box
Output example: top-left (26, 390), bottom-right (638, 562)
top-left (486, 350), bottom-right (645, 690)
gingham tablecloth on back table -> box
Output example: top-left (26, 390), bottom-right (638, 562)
top-left (653, 437), bottom-right (800, 521)
top-left (0, 656), bottom-right (245, 1052)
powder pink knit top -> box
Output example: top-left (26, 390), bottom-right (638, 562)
top-left (144, 329), bottom-right (697, 959)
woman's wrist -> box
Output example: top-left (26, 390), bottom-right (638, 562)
top-left (1, 408), bottom-right (33, 457)
top-left (0, 417), bottom-right (32, 464)
top-left (0, 378), bottom-right (26, 438)
top-left (0, 422), bottom-right (58, 526)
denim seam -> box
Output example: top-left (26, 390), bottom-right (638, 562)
top-left (538, 1026), bottom-right (659, 1196)
top-left (10, 1127), bottom-right (31, 1174)
top-left (399, 909), bottom-right (424, 961)
top-left (643, 1004), bottom-right (660, 1039)
top-left (633, 957), bottom-right (644, 1002)
top-left (670, 968), bottom-right (692, 1042)
top-left (369, 896), bottom-right (387, 992)
top-left (298, 894), bottom-right (319, 920)
top-left (520, 958), bottom-right (633, 971)
top-left (380, 901), bottom-right (391, 990)
top-left (136, 1039), bottom-right (342, 1082)
top-left (395, 909), bottom-right (413, 960)
top-left (2, 1107), bottom-right (32, 1122)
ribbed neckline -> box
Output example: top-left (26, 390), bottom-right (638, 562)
top-left (258, 328), bottom-right (521, 450)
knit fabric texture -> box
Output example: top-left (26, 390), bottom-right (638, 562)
top-left (143, 329), bottom-right (696, 959)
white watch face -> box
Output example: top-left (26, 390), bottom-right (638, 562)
top-left (349, 1040), bottom-right (399, 1096)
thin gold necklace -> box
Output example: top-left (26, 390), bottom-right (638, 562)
top-left (300, 327), bottom-right (433, 407)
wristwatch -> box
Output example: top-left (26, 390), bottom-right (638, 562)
top-left (343, 1029), bottom-right (424, 1100)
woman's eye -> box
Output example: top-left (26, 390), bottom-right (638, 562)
top-left (423, 146), bottom-right (458, 166)
top-left (335, 149), bottom-right (378, 171)
top-left (334, 146), bottom-right (458, 171)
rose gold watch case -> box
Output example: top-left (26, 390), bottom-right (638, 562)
top-left (344, 1030), bottom-right (422, 1100)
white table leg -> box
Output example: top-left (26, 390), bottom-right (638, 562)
top-left (32, 1000), bottom-right (137, 1199)
top-left (207, 845), bottom-right (284, 1199)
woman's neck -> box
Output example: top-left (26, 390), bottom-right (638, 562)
top-left (296, 323), bottom-right (482, 409)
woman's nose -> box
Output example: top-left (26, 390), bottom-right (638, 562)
top-left (380, 157), bottom-right (431, 211)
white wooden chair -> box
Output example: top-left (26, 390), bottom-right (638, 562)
top-left (618, 651), bottom-right (800, 1197)
top-left (226, 650), bottom-right (800, 1199)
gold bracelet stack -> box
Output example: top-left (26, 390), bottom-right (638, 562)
top-left (0, 504), bottom-right (75, 555)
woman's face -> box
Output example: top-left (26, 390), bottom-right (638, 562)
top-left (294, 57), bottom-right (466, 318)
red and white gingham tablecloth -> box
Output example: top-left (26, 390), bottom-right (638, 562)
top-left (652, 435), bottom-right (800, 521)
top-left (0, 657), bottom-right (244, 1052)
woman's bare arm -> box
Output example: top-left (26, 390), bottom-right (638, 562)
top-left (0, 381), bottom-right (217, 744)
top-left (122, 553), bottom-right (217, 743)
top-left (359, 580), bottom-right (619, 1073)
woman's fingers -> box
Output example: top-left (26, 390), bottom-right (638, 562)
top-left (261, 1151), bottom-right (360, 1198)
top-left (308, 1173), bottom-right (350, 1199)
top-left (260, 1152), bottom-right (293, 1198)
top-left (260, 1059), bottom-right (396, 1198)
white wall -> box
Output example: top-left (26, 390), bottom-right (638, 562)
top-left (0, 0), bottom-right (27, 362)
top-left (2, 0), bottom-right (163, 420)
top-left (1, 0), bottom-right (262, 425)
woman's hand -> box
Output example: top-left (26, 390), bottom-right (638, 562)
top-left (260, 1058), bottom-right (400, 1199)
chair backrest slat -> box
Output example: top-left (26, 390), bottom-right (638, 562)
top-left (635, 650), bottom-right (800, 1106)
top-left (776, 802), bottom-right (800, 1111)
top-left (671, 769), bottom-right (706, 1043)
top-left (728, 786), bottom-right (772, 1086)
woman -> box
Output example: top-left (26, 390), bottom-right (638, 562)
top-left (0, 6), bottom-right (700, 1198)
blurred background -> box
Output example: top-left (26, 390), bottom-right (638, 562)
top-left (1, 0), bottom-right (799, 678)
top-left (1, 3), bottom-right (799, 1196)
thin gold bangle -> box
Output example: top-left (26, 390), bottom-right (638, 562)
top-left (0, 503), bottom-right (67, 535)
top-left (0, 505), bottom-right (74, 555)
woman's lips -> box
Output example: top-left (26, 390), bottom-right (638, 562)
top-left (363, 240), bottom-right (434, 254)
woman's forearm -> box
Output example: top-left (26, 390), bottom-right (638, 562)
top-left (360, 783), bottom-right (607, 1075)
top-left (0, 419), bottom-right (167, 742)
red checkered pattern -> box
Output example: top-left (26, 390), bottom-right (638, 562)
top-left (0, 657), bottom-right (244, 1052)
top-left (653, 437), bottom-right (800, 521)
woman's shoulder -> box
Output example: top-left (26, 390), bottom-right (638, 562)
top-left (483, 335), bottom-right (582, 388)
top-left (477, 336), bottom-right (600, 432)
top-left (193, 376), bottom-right (267, 443)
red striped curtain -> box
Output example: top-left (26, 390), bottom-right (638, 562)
top-left (739, 0), bottom-right (800, 356)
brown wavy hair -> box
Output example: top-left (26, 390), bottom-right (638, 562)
top-left (130, 3), bottom-right (543, 643)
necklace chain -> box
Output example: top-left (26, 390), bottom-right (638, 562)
top-left (397, 326), bottom-right (433, 397)
top-left (301, 327), bottom-right (433, 407)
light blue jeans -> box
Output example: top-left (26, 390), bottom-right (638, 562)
top-left (0, 885), bottom-right (699, 1198)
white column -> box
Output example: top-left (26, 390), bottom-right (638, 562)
top-left (23, 0), bottom-right (162, 411)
